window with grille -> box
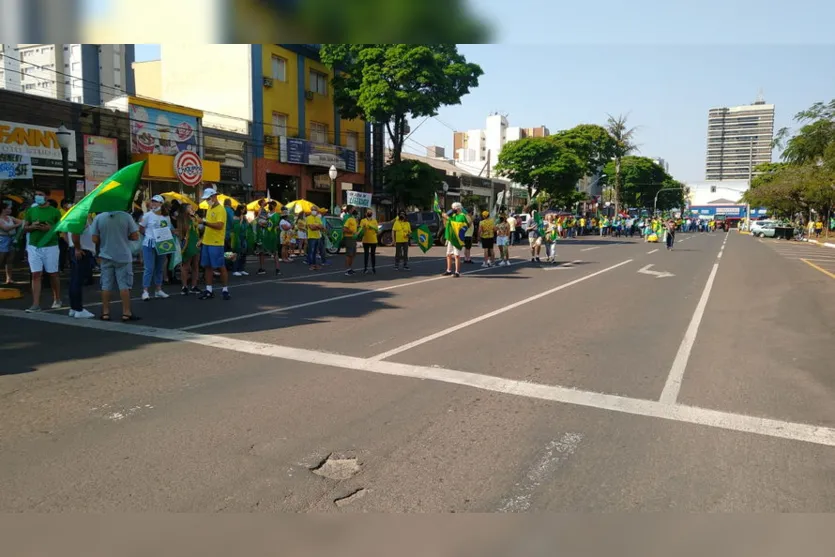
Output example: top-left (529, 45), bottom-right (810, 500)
top-left (309, 70), bottom-right (327, 95)
top-left (310, 122), bottom-right (328, 144)
top-left (271, 55), bottom-right (287, 81)
top-left (272, 112), bottom-right (288, 138)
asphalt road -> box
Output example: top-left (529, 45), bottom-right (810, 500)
top-left (2, 230), bottom-right (835, 512)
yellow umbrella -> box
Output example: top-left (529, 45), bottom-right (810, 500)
top-left (200, 193), bottom-right (240, 210)
top-left (2, 194), bottom-right (24, 204)
top-left (245, 198), bottom-right (283, 211)
top-left (284, 199), bottom-right (318, 214)
top-left (160, 191), bottom-right (197, 208)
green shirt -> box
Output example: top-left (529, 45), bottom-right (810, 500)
top-left (25, 205), bottom-right (62, 247)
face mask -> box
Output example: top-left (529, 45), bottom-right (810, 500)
top-left (34, 195), bottom-right (45, 205)
top-left (351, 211), bottom-right (358, 217)
top-left (366, 213), bottom-right (373, 218)
top-left (311, 210), bottom-right (318, 216)
top-left (152, 206), bottom-right (161, 213)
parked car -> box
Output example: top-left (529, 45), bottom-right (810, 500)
top-left (750, 219), bottom-right (778, 236)
top-left (323, 215), bottom-right (344, 254)
top-left (753, 221), bottom-right (778, 238)
top-left (377, 211), bottom-right (444, 247)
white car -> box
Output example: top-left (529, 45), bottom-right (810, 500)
top-left (752, 221), bottom-right (777, 238)
top-left (750, 220), bottom-right (778, 236)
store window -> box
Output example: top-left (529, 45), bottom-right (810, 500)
top-left (272, 112), bottom-right (288, 137)
top-left (346, 131), bottom-right (359, 152)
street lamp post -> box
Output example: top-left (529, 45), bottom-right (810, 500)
top-left (653, 186), bottom-right (686, 216)
top-left (328, 165), bottom-right (338, 214)
top-left (55, 123), bottom-right (73, 202)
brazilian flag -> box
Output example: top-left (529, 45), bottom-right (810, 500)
top-left (446, 214), bottom-right (469, 249)
top-left (432, 192), bottom-right (442, 215)
top-left (413, 224), bottom-right (433, 253)
top-left (261, 214), bottom-right (278, 253)
top-left (328, 226), bottom-right (343, 250)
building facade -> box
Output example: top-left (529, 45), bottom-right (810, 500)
top-left (0, 44), bottom-right (135, 105)
top-left (453, 114), bottom-right (549, 176)
top-left (705, 99), bottom-right (775, 181)
top-left (132, 44), bottom-right (368, 210)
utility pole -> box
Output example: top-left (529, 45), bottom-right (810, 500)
top-left (746, 139), bottom-right (754, 230)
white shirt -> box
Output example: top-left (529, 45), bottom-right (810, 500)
top-left (68, 225), bottom-right (96, 252)
top-left (139, 211), bottom-right (171, 247)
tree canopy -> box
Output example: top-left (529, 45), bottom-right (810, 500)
top-left (550, 124), bottom-right (616, 177)
top-left (382, 160), bottom-right (441, 210)
top-left (320, 44), bottom-right (483, 165)
top-left (745, 100), bottom-right (835, 222)
top-left (493, 137), bottom-right (584, 204)
top-left (600, 156), bottom-right (683, 211)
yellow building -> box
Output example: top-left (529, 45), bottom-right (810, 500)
top-left (132, 44), bottom-right (368, 209)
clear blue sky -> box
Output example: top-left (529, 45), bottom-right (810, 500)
top-left (131, 1), bottom-right (835, 183)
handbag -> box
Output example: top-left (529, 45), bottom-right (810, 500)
top-left (153, 225), bottom-right (176, 255)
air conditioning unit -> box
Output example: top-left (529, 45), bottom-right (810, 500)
top-left (304, 90), bottom-right (314, 101)
top-left (264, 135), bottom-right (274, 145)
top-left (263, 77), bottom-right (274, 88)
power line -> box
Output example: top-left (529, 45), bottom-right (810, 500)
top-left (433, 116), bottom-right (457, 132)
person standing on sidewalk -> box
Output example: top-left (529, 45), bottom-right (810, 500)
top-left (198, 188), bottom-right (231, 300)
top-left (23, 190), bottom-right (62, 312)
top-left (138, 195), bottom-right (171, 301)
top-left (91, 210), bottom-right (140, 321)
top-left (495, 214), bottom-right (511, 266)
top-left (305, 205), bottom-right (324, 271)
top-left (0, 201), bottom-right (23, 284)
top-left (665, 218), bottom-right (676, 250)
top-left (441, 202), bottom-right (468, 278)
top-left (462, 209), bottom-right (475, 264)
top-left (359, 209), bottom-right (378, 275)
top-left (392, 210), bottom-right (412, 271)
top-left (177, 204), bottom-right (202, 294)
top-left (478, 210), bottom-right (495, 267)
top-left (67, 214), bottom-right (96, 319)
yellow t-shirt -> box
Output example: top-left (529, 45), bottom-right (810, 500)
top-left (479, 218), bottom-right (495, 238)
top-left (359, 218), bottom-right (378, 244)
top-left (202, 203), bottom-right (227, 246)
top-left (305, 215), bottom-right (323, 240)
top-left (392, 218), bottom-right (411, 243)
top-left (343, 216), bottom-right (358, 237)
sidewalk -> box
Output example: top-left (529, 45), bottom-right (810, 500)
top-left (803, 238), bottom-right (835, 249)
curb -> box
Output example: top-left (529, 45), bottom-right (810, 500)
top-left (802, 238), bottom-right (835, 249)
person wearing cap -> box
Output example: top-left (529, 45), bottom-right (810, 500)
top-left (392, 209), bottom-right (412, 271)
top-left (477, 210), bottom-right (495, 267)
top-left (197, 188), bottom-right (230, 300)
top-left (138, 195), bottom-right (172, 301)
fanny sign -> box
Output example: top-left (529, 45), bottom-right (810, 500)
top-left (0, 120), bottom-right (77, 170)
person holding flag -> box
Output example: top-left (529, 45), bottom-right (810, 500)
top-left (478, 210), bottom-right (495, 268)
top-left (441, 202), bottom-right (468, 278)
top-left (342, 207), bottom-right (359, 276)
top-left (392, 209), bottom-right (412, 271)
top-left (526, 209), bottom-right (543, 263)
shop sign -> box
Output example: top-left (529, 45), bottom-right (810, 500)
top-left (346, 191), bottom-right (372, 208)
top-left (312, 173), bottom-right (331, 191)
top-left (0, 153), bottom-right (33, 180)
top-left (83, 135), bottom-right (118, 193)
top-left (219, 165), bottom-right (242, 183)
top-left (130, 104), bottom-right (199, 155)
top-left (174, 150), bottom-right (203, 187)
top-left (0, 120), bottom-right (77, 170)
top-left (279, 136), bottom-right (357, 173)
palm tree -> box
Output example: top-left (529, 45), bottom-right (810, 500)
top-left (606, 114), bottom-right (639, 215)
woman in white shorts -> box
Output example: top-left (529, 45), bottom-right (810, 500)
top-left (495, 214), bottom-right (511, 266)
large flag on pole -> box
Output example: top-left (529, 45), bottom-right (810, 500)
top-left (432, 192), bottom-right (442, 215)
top-left (36, 160), bottom-right (146, 247)
top-left (412, 224), bottom-right (433, 253)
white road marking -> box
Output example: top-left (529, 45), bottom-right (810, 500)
top-left (368, 259), bottom-right (633, 361)
top-left (542, 260), bottom-right (582, 271)
top-left (637, 264), bottom-right (674, 279)
top-left (659, 234), bottom-right (727, 404)
top-left (647, 249), bottom-right (659, 254)
top-left (45, 257), bottom-right (449, 313)
top-left (497, 433), bottom-right (583, 513)
top-left (6, 307), bottom-right (835, 448)
top-left (182, 259), bottom-right (526, 331)
top-left (580, 246), bottom-right (601, 252)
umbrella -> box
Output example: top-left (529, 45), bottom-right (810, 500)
top-left (2, 194), bottom-right (23, 204)
top-left (200, 193), bottom-right (240, 210)
top-left (161, 191), bottom-right (197, 208)
top-left (246, 199), bottom-right (283, 212)
top-left (284, 199), bottom-right (318, 214)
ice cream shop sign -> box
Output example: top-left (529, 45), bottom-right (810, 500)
top-left (174, 150), bottom-right (203, 187)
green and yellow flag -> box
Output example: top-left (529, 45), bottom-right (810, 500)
top-left (327, 226), bottom-right (343, 250)
top-left (445, 213), bottom-right (469, 249)
top-left (432, 192), bottom-right (442, 215)
top-left (36, 160), bottom-right (145, 247)
top-left (413, 224), bottom-right (433, 253)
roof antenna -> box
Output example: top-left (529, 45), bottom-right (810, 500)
top-left (755, 88), bottom-right (765, 104)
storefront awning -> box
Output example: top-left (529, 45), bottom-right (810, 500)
top-left (132, 154), bottom-right (220, 184)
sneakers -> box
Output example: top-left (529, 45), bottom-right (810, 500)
top-left (481, 262), bottom-right (488, 268)
top-left (275, 269), bottom-right (282, 276)
top-left (443, 271), bottom-right (453, 276)
top-left (198, 290), bottom-right (214, 300)
top-left (535, 257), bottom-right (541, 263)
top-left (25, 305), bottom-right (41, 313)
top-left (344, 269), bottom-right (355, 276)
top-left (190, 286), bottom-right (202, 294)
top-left (240, 270), bottom-right (250, 276)
top-left (453, 272), bottom-right (461, 278)
top-left (222, 290), bottom-right (231, 301)
top-left (256, 269), bottom-right (267, 275)
top-left (232, 271), bottom-right (243, 277)
top-left (73, 309), bottom-right (95, 319)
top-left (155, 290), bottom-right (169, 299)
top-left (403, 265), bottom-right (410, 271)
top-left (51, 300), bottom-right (62, 309)
top-left (394, 266), bottom-right (400, 271)
top-left (141, 291), bottom-right (150, 301)
top-left (181, 286), bottom-right (190, 295)
top-left (363, 269), bottom-right (371, 275)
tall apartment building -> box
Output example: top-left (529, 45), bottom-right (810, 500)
top-left (705, 98), bottom-right (774, 181)
top-left (652, 157), bottom-right (669, 173)
top-left (453, 113), bottom-right (549, 176)
top-left (0, 44), bottom-right (135, 105)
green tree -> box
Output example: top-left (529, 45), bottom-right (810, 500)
top-left (550, 124), bottom-right (616, 177)
top-left (601, 156), bottom-right (682, 211)
top-left (320, 44), bottom-right (483, 165)
top-left (775, 100), bottom-right (835, 165)
top-left (493, 137), bottom-right (584, 202)
top-left (605, 114), bottom-right (639, 215)
top-left (382, 160), bottom-right (441, 209)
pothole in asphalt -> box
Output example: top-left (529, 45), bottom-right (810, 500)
top-left (310, 453), bottom-right (361, 481)
top-left (334, 488), bottom-right (367, 508)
